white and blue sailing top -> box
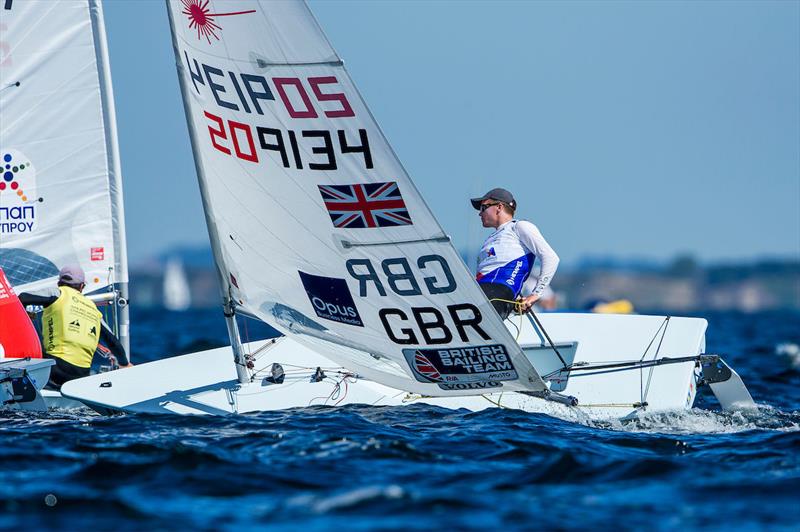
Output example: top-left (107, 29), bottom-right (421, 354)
top-left (476, 220), bottom-right (560, 298)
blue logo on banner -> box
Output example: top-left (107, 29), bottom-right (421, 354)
top-left (299, 271), bottom-right (364, 327)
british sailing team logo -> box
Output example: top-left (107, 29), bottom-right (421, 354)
top-left (181, 0), bottom-right (256, 43)
top-left (0, 150), bottom-right (41, 236)
top-left (412, 351), bottom-right (443, 382)
top-left (403, 345), bottom-right (519, 386)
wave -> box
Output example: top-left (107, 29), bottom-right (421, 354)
top-left (776, 342), bottom-right (800, 369)
top-left (586, 404), bottom-right (800, 434)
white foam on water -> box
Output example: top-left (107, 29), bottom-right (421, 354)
top-left (586, 404), bottom-right (800, 435)
top-left (286, 484), bottom-right (405, 514)
top-left (776, 342), bottom-right (800, 368)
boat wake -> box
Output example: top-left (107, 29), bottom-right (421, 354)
top-left (590, 404), bottom-right (800, 434)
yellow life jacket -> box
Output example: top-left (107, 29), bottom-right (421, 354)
top-left (43, 286), bottom-right (102, 368)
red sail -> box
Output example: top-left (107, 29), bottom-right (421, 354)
top-left (0, 268), bottom-right (42, 359)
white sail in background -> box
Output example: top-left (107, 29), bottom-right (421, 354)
top-left (163, 257), bottom-right (191, 311)
top-left (166, 0), bottom-right (544, 395)
top-left (0, 0), bottom-right (128, 297)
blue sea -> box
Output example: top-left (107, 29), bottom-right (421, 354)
top-left (2, 310), bottom-right (799, 530)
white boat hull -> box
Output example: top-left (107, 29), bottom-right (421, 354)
top-left (62, 313), bottom-right (713, 420)
top-left (0, 357), bottom-right (54, 411)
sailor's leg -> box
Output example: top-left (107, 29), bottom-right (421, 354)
top-left (479, 282), bottom-right (516, 320)
top-left (43, 355), bottom-right (90, 391)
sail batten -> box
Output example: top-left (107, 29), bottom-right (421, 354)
top-left (166, 0), bottom-right (545, 396)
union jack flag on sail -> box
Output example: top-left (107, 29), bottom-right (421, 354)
top-left (318, 181), bottom-right (412, 228)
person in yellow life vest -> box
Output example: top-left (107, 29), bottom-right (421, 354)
top-left (18, 265), bottom-right (132, 389)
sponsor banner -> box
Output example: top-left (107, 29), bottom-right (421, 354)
top-left (91, 247), bottom-right (105, 261)
top-left (318, 181), bottom-right (411, 229)
top-left (403, 344), bottom-right (518, 384)
top-left (298, 271), bottom-right (363, 327)
top-left (0, 150), bottom-right (39, 235)
top-left (438, 381), bottom-right (503, 392)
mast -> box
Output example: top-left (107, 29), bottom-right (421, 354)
top-left (89, 0), bottom-right (131, 357)
top-left (164, 1), bottom-right (248, 383)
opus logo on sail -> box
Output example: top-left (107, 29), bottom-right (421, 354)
top-left (403, 345), bottom-right (518, 386)
top-left (299, 271), bottom-right (364, 327)
top-left (0, 150), bottom-right (40, 236)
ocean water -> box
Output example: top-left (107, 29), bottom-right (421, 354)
top-left (2, 310), bottom-right (799, 530)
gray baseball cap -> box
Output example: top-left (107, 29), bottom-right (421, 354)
top-left (470, 188), bottom-right (516, 210)
top-left (58, 264), bottom-right (85, 286)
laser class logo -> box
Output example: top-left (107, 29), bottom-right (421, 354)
top-left (0, 150), bottom-right (41, 235)
top-left (181, 0), bottom-right (257, 43)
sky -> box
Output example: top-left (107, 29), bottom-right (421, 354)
top-left (102, 0), bottom-right (800, 267)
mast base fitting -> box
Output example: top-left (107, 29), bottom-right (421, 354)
top-left (310, 367), bottom-right (325, 383)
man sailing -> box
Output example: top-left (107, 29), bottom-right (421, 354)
top-left (472, 188), bottom-right (560, 319)
top-left (18, 265), bottom-right (131, 389)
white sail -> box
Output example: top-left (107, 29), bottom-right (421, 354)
top-left (163, 257), bottom-right (191, 311)
top-left (165, 0), bottom-right (545, 395)
top-left (0, 0), bottom-right (128, 298)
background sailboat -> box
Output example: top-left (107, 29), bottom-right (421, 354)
top-left (163, 257), bottom-right (191, 311)
top-left (0, 0), bottom-right (130, 409)
top-left (0, 0), bottom-right (129, 350)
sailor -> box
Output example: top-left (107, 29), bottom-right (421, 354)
top-left (471, 188), bottom-right (560, 319)
top-left (17, 265), bottom-right (132, 389)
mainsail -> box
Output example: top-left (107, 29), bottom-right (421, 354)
top-left (166, 0), bottom-right (545, 395)
top-left (0, 0), bottom-right (129, 349)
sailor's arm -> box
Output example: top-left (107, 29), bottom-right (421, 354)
top-left (99, 322), bottom-right (131, 367)
top-left (17, 293), bottom-right (58, 307)
top-left (516, 220), bottom-right (560, 306)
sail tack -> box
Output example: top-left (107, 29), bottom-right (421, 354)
top-left (166, 0), bottom-right (545, 395)
top-left (0, 0), bottom-right (127, 294)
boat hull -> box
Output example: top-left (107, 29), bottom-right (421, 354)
top-left (62, 313), bottom-right (706, 420)
top-left (0, 358), bottom-right (54, 411)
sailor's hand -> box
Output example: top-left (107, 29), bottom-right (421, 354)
top-left (518, 294), bottom-right (540, 313)
top-left (122, 363), bottom-right (134, 368)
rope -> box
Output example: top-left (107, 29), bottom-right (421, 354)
top-left (488, 297), bottom-right (525, 341)
top-left (489, 297), bottom-right (570, 369)
top-left (308, 373), bottom-right (356, 405)
top-left (641, 317), bottom-right (670, 404)
top-left (637, 317), bottom-right (670, 406)
top-left (481, 394), bottom-right (508, 409)
top-left (488, 297), bottom-right (568, 369)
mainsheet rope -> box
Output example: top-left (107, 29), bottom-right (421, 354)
top-left (489, 297), bottom-right (569, 368)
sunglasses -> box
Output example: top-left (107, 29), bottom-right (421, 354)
top-left (479, 202), bottom-right (502, 213)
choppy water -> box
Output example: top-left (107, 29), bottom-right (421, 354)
top-left (2, 310), bottom-right (799, 530)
